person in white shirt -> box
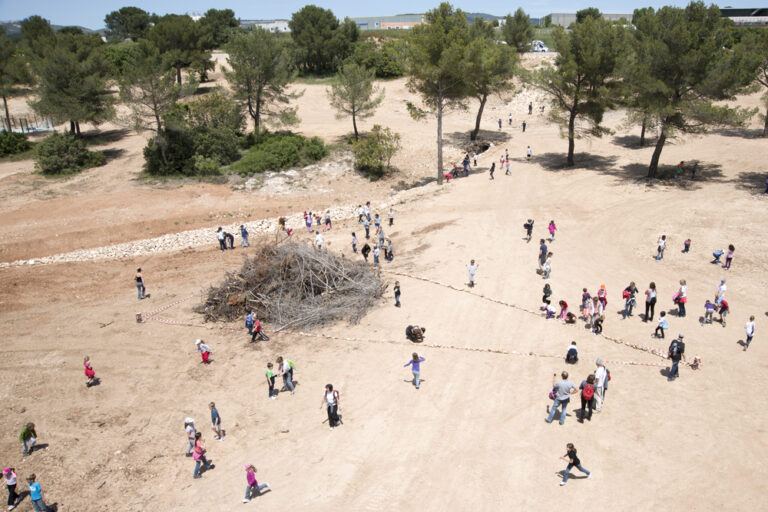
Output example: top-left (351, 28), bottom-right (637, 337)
top-left (745, 316), bottom-right (756, 351)
top-left (357, 205), bottom-right (364, 223)
top-left (716, 278), bottom-right (727, 305)
top-left (315, 231), bottom-right (323, 250)
top-left (677, 279), bottom-right (688, 317)
top-left (526, 146), bottom-right (532, 161)
top-left (656, 235), bottom-right (667, 260)
top-left (594, 359), bottom-right (607, 412)
top-left (542, 252), bottom-right (553, 280)
top-left (467, 260), bottom-right (479, 287)
top-left (184, 418), bottom-right (196, 456)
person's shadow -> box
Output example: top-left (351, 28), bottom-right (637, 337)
top-left (87, 377), bottom-right (102, 388)
top-left (736, 339), bottom-right (746, 348)
top-left (659, 368), bottom-right (671, 378)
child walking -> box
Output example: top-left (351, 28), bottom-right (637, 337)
top-left (654, 311), bottom-right (668, 338)
top-left (724, 244), bottom-right (735, 270)
top-left (266, 363), bottom-right (277, 399)
top-left (467, 260), bottom-right (479, 287)
top-left (321, 384), bottom-right (341, 431)
top-left (243, 464), bottom-right (270, 503)
top-left (192, 432), bottom-right (214, 478)
top-left (135, 267), bottom-right (146, 300)
top-left (209, 402), bottom-right (224, 440)
top-left (394, 281), bottom-right (401, 307)
top-left (404, 353), bottom-right (425, 389)
top-left (27, 474), bottom-right (52, 512)
top-left (3, 468), bottom-right (18, 511)
top-left (745, 316), bottom-right (755, 351)
top-left (548, 220), bottom-right (557, 241)
top-left (351, 232), bottom-right (357, 253)
top-left (388, 207), bottom-right (394, 226)
top-left (559, 443), bottom-right (591, 485)
top-left (656, 235), bottom-right (666, 260)
top-left (195, 339), bottom-right (212, 364)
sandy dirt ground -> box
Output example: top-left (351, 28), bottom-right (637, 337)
top-left (1, 53), bottom-right (768, 511)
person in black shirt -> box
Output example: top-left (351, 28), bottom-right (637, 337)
top-left (560, 443), bottom-right (591, 485)
top-left (361, 243), bottom-right (371, 262)
top-left (406, 325), bottom-right (425, 342)
top-left (668, 334), bottom-right (686, 380)
top-left (135, 267), bottom-right (146, 300)
top-left (394, 281), bottom-right (401, 307)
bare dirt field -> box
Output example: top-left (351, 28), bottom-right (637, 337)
top-left (1, 53), bottom-right (767, 511)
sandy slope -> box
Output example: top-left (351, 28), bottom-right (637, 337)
top-left (1, 67), bottom-right (768, 511)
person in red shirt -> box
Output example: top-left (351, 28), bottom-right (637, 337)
top-left (251, 318), bottom-right (269, 342)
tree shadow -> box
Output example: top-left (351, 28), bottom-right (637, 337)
top-left (80, 129), bottom-right (132, 146)
top-left (728, 171), bottom-right (767, 195)
top-left (444, 129), bottom-right (512, 149)
top-left (102, 149), bottom-right (126, 162)
top-left (712, 126), bottom-right (765, 139)
top-left (535, 152), bottom-right (618, 173)
top-left (394, 176), bottom-right (437, 191)
top-left (612, 134), bottom-right (652, 150)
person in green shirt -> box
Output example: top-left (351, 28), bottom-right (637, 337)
top-left (266, 363), bottom-right (276, 400)
top-left (20, 422), bottom-right (37, 456)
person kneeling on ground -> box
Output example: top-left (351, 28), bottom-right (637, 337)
top-left (406, 325), bottom-right (425, 342)
top-left (565, 341), bottom-right (578, 363)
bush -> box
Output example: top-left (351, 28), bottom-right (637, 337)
top-left (142, 129), bottom-right (196, 175)
top-left (192, 155), bottom-right (222, 176)
top-left (230, 132), bottom-right (328, 176)
top-left (352, 125), bottom-right (400, 179)
top-left (193, 127), bottom-right (241, 165)
top-left (35, 133), bottom-right (106, 175)
top-left (0, 132), bottom-right (32, 157)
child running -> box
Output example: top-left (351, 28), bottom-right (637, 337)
top-left (560, 444), bottom-right (591, 485)
top-left (84, 356), bottom-right (96, 387)
top-left (195, 339), bottom-right (212, 364)
top-left (243, 464), bottom-right (270, 503)
top-left (404, 353), bottom-right (425, 389)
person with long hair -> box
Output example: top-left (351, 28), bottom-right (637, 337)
top-left (404, 353), bottom-right (425, 389)
top-left (578, 374), bottom-right (596, 422)
top-left (644, 282), bottom-right (657, 322)
top-left (559, 443), bottom-right (591, 485)
top-left (192, 432), bottom-right (213, 479)
top-left (321, 384), bottom-right (341, 430)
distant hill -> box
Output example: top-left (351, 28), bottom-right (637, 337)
top-left (1, 21), bottom-right (100, 38)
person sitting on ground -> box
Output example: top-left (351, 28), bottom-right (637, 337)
top-left (545, 303), bottom-right (557, 319)
top-left (565, 341), bottom-right (578, 363)
top-left (565, 312), bottom-right (577, 324)
top-left (406, 325), bottom-right (426, 342)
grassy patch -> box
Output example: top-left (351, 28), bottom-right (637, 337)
top-left (228, 132), bottom-right (328, 176)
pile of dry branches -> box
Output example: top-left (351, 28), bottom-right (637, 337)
top-left (196, 241), bottom-right (385, 330)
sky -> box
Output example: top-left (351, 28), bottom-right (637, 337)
top-left (0, 0), bottom-right (698, 29)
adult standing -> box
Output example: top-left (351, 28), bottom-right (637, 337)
top-left (467, 260), bottom-right (479, 288)
top-left (668, 334), bottom-right (686, 380)
top-left (594, 359), bottom-right (607, 412)
top-left (559, 443), bottom-right (591, 485)
top-left (644, 282), bottom-right (657, 322)
top-left (538, 240), bottom-right (548, 271)
top-left (321, 384), bottom-right (341, 430)
top-left (546, 371), bottom-right (577, 425)
top-left (677, 280), bottom-right (688, 317)
top-left (489, 162), bottom-right (495, 180)
top-left (135, 267), bottom-right (146, 300)
top-left (522, 121), bottom-right (527, 133)
top-left (184, 418), bottom-right (196, 457)
top-left (277, 356), bottom-right (295, 395)
top-left (623, 281), bottom-right (639, 318)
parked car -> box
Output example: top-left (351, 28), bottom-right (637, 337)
top-left (531, 40), bottom-right (549, 52)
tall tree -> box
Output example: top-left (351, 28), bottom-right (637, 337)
top-left (104, 7), bottom-right (151, 42)
top-left (199, 8), bottom-right (239, 49)
top-left (406, 2), bottom-right (472, 184)
top-left (30, 31), bottom-right (115, 134)
top-left (630, 3), bottom-right (756, 177)
top-left (327, 61), bottom-right (384, 139)
top-left (289, 5), bottom-right (358, 74)
top-left (119, 40), bottom-right (195, 164)
top-left (20, 16), bottom-right (56, 60)
top-left (0, 28), bottom-right (34, 131)
top-left (732, 29), bottom-right (768, 136)
top-left (148, 14), bottom-right (211, 84)
top-left (465, 34), bottom-right (517, 141)
top-left (502, 8), bottom-right (533, 53)
top-left (225, 28), bottom-right (299, 133)
top-left (531, 16), bottom-right (624, 165)
top-left (576, 7), bottom-right (602, 24)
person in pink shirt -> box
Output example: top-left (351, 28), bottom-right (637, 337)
top-left (548, 220), bottom-right (557, 241)
top-left (243, 464), bottom-right (270, 503)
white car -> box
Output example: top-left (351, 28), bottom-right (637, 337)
top-left (531, 40), bottom-right (549, 52)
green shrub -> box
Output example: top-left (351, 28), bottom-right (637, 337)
top-left (142, 129), bottom-right (196, 175)
top-left (352, 125), bottom-right (401, 179)
top-left (193, 155), bottom-right (222, 176)
top-left (35, 132), bottom-right (106, 175)
top-left (0, 132), bottom-right (32, 157)
top-left (230, 132), bottom-right (328, 176)
top-left (193, 127), bottom-right (241, 165)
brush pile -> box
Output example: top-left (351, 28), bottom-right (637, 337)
top-left (196, 241), bottom-right (385, 330)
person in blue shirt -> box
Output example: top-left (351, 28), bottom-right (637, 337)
top-left (404, 353), bottom-right (425, 389)
top-left (209, 402), bottom-right (224, 440)
top-left (27, 474), bottom-right (51, 512)
top-left (240, 225), bottom-right (250, 248)
top-left (538, 240), bottom-right (548, 272)
top-left (245, 312), bottom-right (254, 335)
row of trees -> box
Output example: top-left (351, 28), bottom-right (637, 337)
top-left (404, 3), bottom-right (768, 183)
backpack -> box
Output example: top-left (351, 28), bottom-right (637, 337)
top-left (670, 341), bottom-right (680, 358)
top-left (622, 290), bottom-right (631, 299)
top-left (288, 359), bottom-right (296, 370)
top-left (582, 383), bottom-right (595, 400)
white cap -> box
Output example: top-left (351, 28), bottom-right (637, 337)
top-left (185, 417), bottom-right (194, 424)
top-left (195, 339), bottom-right (202, 345)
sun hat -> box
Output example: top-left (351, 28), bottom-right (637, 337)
top-left (679, 333), bottom-right (685, 338)
top-left (195, 339), bottom-right (202, 345)
top-left (2, 468), bottom-right (10, 475)
top-left (244, 463), bottom-right (252, 471)
top-left (185, 417), bottom-right (194, 424)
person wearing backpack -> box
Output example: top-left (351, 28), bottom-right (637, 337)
top-left (321, 384), bottom-right (341, 430)
top-left (545, 371), bottom-right (577, 425)
top-left (578, 374), bottom-right (596, 422)
top-left (668, 334), bottom-right (686, 381)
top-left (594, 359), bottom-right (607, 412)
top-left (277, 356), bottom-right (295, 395)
